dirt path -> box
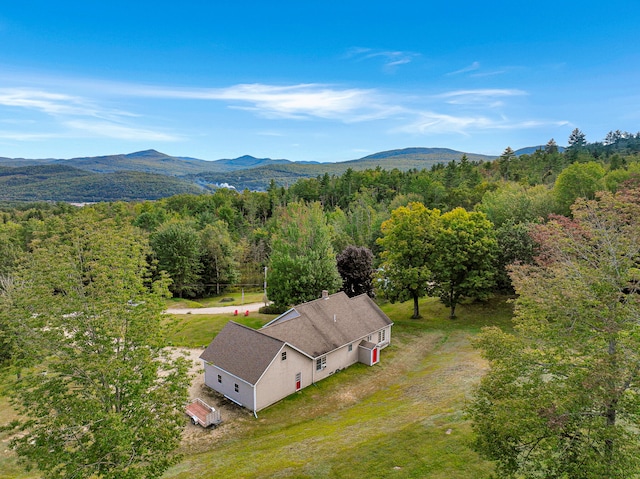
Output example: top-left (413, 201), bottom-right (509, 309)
top-left (178, 348), bottom-right (254, 448)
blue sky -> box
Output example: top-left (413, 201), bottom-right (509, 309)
top-left (0, 1), bottom-right (638, 162)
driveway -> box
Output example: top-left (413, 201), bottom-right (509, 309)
top-left (165, 302), bottom-right (266, 315)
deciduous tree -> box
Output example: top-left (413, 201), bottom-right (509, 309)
top-left (468, 190), bottom-right (640, 478)
top-left (199, 220), bottom-right (240, 295)
top-left (3, 209), bottom-right (191, 479)
top-left (267, 201), bottom-right (341, 310)
top-left (377, 202), bottom-right (438, 319)
top-left (150, 220), bottom-right (202, 297)
top-left (337, 245), bottom-right (374, 298)
top-left (430, 208), bottom-right (498, 318)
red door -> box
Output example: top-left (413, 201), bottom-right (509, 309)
top-left (372, 348), bottom-right (378, 364)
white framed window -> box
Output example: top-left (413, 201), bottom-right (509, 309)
top-left (316, 356), bottom-right (326, 371)
top-left (348, 344), bottom-right (353, 352)
top-left (378, 329), bottom-right (386, 343)
top-left (282, 351), bottom-right (287, 361)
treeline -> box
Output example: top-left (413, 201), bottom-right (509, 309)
top-left (0, 130), bottom-right (639, 303)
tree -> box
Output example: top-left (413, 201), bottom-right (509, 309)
top-left (493, 220), bottom-right (536, 292)
top-left (567, 127), bottom-right (587, 149)
top-left (377, 202), bottom-right (438, 319)
top-left (199, 220), bottom-right (240, 295)
top-left (544, 138), bottom-right (558, 154)
top-left (150, 221), bottom-right (202, 297)
top-left (267, 201), bottom-right (342, 310)
top-left (468, 190), bottom-right (640, 478)
top-left (498, 147), bottom-right (516, 180)
top-left (2, 209), bottom-right (190, 479)
top-left (430, 208), bottom-right (498, 318)
top-left (554, 161), bottom-right (605, 215)
top-left (336, 245), bottom-right (375, 298)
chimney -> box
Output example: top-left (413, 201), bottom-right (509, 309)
top-left (321, 290), bottom-right (329, 300)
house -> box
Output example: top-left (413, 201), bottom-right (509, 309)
top-left (199, 291), bottom-right (393, 414)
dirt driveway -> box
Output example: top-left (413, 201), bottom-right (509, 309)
top-left (178, 348), bottom-right (254, 452)
top-left (165, 302), bottom-right (265, 315)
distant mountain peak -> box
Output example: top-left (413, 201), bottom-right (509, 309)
top-left (125, 149), bottom-right (171, 159)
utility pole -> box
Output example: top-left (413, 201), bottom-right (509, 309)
top-left (263, 266), bottom-right (268, 306)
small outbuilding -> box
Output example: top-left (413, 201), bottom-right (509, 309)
top-left (200, 291), bottom-right (393, 414)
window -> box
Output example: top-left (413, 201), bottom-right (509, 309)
top-left (378, 329), bottom-right (386, 343)
top-left (348, 344), bottom-right (353, 352)
top-left (234, 383), bottom-right (239, 393)
top-left (367, 335), bottom-right (372, 342)
top-left (281, 351), bottom-right (287, 361)
top-left (316, 356), bottom-right (326, 371)
top-left (217, 374), bottom-right (222, 383)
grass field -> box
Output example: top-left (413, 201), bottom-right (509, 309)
top-left (0, 295), bottom-right (513, 478)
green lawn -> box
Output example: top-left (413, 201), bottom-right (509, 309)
top-left (0, 295), bottom-right (513, 478)
top-left (164, 295), bottom-right (513, 478)
top-left (163, 312), bottom-right (276, 348)
top-left (166, 290), bottom-right (266, 309)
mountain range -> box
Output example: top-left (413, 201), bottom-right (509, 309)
top-left (0, 147), bottom-right (507, 202)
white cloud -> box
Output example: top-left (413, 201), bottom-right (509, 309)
top-left (398, 111), bottom-right (568, 135)
top-left (0, 88), bottom-right (99, 117)
top-left (129, 83), bottom-right (402, 122)
top-left (344, 47), bottom-right (420, 71)
top-left (438, 89), bottom-right (527, 103)
top-left (447, 61), bottom-right (481, 75)
top-left (64, 120), bottom-right (180, 141)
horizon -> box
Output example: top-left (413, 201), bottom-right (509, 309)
top-left (0, 1), bottom-right (638, 162)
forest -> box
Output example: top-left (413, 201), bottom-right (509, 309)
top-left (2, 128), bottom-right (640, 478)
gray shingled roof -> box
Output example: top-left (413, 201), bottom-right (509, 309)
top-left (260, 292), bottom-right (392, 357)
top-left (199, 321), bottom-right (284, 385)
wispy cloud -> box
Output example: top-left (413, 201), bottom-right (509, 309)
top-left (447, 61), bottom-right (481, 75)
top-left (0, 88), bottom-right (100, 117)
top-left (64, 120), bottom-right (180, 141)
top-left (128, 83), bottom-right (403, 122)
top-left (397, 111), bottom-right (568, 135)
top-left (436, 89), bottom-right (527, 107)
top-left (0, 87), bottom-right (175, 142)
top-left (345, 47), bottom-right (420, 71)
top-left (0, 74), bottom-right (567, 148)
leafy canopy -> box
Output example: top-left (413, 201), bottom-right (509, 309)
top-left (468, 189), bottom-right (640, 478)
top-left (2, 209), bottom-right (191, 479)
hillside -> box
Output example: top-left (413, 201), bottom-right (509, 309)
top-left (193, 148), bottom-right (496, 191)
top-left (0, 147), bottom-right (495, 200)
top-left (0, 164), bottom-right (204, 202)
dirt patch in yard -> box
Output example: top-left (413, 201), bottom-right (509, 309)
top-left (177, 348), bottom-right (255, 453)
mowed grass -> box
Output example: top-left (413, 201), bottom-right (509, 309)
top-left (0, 295), bottom-right (513, 478)
top-left (163, 311), bottom-right (276, 348)
top-left (166, 290), bottom-right (265, 309)
top-left (164, 296), bottom-right (513, 479)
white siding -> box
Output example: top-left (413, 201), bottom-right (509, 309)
top-left (254, 345), bottom-right (312, 411)
top-left (203, 362), bottom-right (255, 411)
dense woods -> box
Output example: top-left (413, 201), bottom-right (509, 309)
top-left (1, 130), bottom-right (640, 477)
